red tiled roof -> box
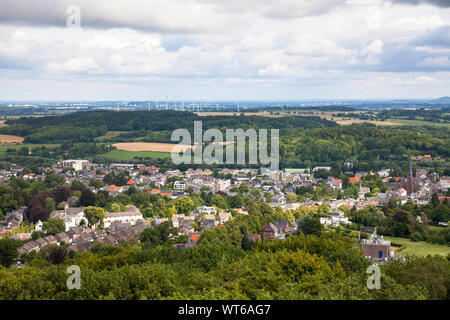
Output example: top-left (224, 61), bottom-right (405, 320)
top-left (349, 176), bottom-right (360, 184)
top-left (127, 179), bottom-right (135, 185)
top-left (108, 185), bottom-right (122, 191)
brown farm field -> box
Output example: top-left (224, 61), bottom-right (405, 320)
top-left (0, 134), bottom-right (24, 144)
top-left (113, 142), bottom-right (194, 153)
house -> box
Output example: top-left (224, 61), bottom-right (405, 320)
top-left (35, 220), bottom-right (43, 231)
top-left (107, 185), bottom-right (123, 195)
top-left (262, 223), bottom-right (277, 240)
top-left (360, 235), bottom-right (392, 262)
top-left (18, 241), bottom-right (40, 255)
top-left (200, 214), bottom-right (217, 229)
top-left (173, 180), bottom-right (186, 190)
top-left (103, 206), bottom-right (143, 228)
top-left (43, 235), bottom-right (58, 245)
top-left (55, 232), bottom-right (71, 244)
top-left (50, 207), bottom-right (86, 231)
top-left (178, 223), bottom-right (195, 235)
top-left (330, 179), bottom-right (343, 189)
top-left (274, 220), bottom-right (290, 234)
top-left (171, 214), bottom-right (189, 228)
top-left (5, 210), bottom-right (23, 228)
top-left (218, 211), bottom-right (232, 224)
top-left (377, 169), bottom-right (391, 178)
top-left (104, 235), bottom-right (118, 245)
top-left (35, 237), bottom-right (49, 248)
top-left (216, 179), bottom-right (231, 191)
top-left (313, 166), bottom-right (331, 172)
top-left (192, 206), bottom-right (217, 216)
top-left (66, 227), bottom-right (84, 241)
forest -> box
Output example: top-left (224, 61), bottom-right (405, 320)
top-left (0, 225), bottom-right (448, 300)
top-left (0, 111), bottom-right (449, 173)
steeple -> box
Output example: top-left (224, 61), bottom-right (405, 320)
top-left (407, 154), bottom-right (413, 195)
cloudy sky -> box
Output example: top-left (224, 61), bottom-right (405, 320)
top-left (0, 0), bottom-right (449, 101)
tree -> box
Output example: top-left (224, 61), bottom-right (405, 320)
top-left (79, 189), bottom-right (96, 206)
top-left (43, 218), bottom-right (65, 235)
top-left (299, 216), bottom-right (323, 237)
top-left (84, 206), bottom-right (106, 227)
top-left (286, 192), bottom-right (298, 203)
top-left (238, 183), bottom-right (249, 194)
top-left (140, 222), bottom-right (175, 246)
top-left (431, 193), bottom-right (440, 207)
top-left (174, 196), bottom-right (194, 215)
top-left (0, 238), bottom-right (22, 267)
top-left (40, 244), bottom-right (67, 264)
top-left (44, 197), bottom-right (55, 213)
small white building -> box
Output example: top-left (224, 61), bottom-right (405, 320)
top-left (173, 180), bottom-right (186, 190)
top-left (192, 206), bottom-right (217, 215)
top-left (50, 207), bottom-right (85, 231)
top-left (34, 220), bottom-right (43, 231)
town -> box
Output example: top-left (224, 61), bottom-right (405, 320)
top-left (1, 155), bottom-right (448, 266)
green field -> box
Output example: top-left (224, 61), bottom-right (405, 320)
top-left (103, 149), bottom-right (171, 161)
top-left (386, 118), bottom-right (450, 128)
top-left (384, 236), bottom-right (450, 257)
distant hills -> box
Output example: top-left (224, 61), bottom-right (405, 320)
top-left (432, 96), bottom-right (450, 104)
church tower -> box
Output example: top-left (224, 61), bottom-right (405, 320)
top-left (407, 155), bottom-right (413, 195)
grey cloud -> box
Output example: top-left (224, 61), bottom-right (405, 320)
top-left (391, 0), bottom-right (450, 7)
top-left (0, 0), bottom-right (217, 33)
top-left (0, 0), bottom-right (346, 32)
top-left (413, 26), bottom-right (450, 47)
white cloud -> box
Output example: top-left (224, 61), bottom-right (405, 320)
top-left (420, 56), bottom-right (450, 67)
top-left (0, 0), bottom-right (449, 99)
top-left (362, 39), bottom-right (384, 55)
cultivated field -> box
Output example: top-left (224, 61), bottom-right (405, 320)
top-left (113, 142), bottom-right (194, 153)
top-left (0, 134), bottom-right (24, 144)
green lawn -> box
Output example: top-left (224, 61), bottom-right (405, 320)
top-left (384, 236), bottom-right (450, 257)
top-left (103, 149), bottom-right (171, 161)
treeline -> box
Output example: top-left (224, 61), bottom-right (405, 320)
top-left (377, 109), bottom-right (450, 123)
top-left (280, 124), bottom-right (450, 166)
top-left (350, 197), bottom-right (450, 245)
top-left (0, 111), bottom-right (337, 144)
top-left (0, 231), bottom-right (448, 299)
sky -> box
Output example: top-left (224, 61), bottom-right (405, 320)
top-left (0, 0), bottom-right (450, 101)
